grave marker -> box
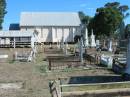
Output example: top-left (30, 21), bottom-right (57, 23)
top-left (80, 38), bottom-right (83, 64)
top-left (108, 39), bottom-right (113, 52)
top-left (90, 30), bottom-right (96, 47)
top-left (85, 28), bottom-right (89, 47)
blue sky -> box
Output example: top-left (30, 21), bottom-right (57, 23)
top-left (3, 0), bottom-right (130, 30)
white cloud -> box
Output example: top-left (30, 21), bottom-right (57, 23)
top-left (86, 8), bottom-right (94, 10)
top-left (80, 4), bottom-right (94, 10)
top-left (80, 4), bottom-right (87, 7)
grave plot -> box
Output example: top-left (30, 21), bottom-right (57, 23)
top-left (0, 48), bottom-right (36, 63)
top-left (14, 50), bottom-right (34, 62)
top-left (112, 54), bottom-right (127, 74)
top-left (44, 47), bottom-right (63, 55)
top-left (0, 54), bottom-right (9, 63)
top-left (46, 53), bottom-right (103, 70)
top-left (47, 56), bottom-right (81, 70)
top-left (50, 76), bottom-right (130, 97)
top-left (44, 45), bottom-right (104, 71)
top-left (0, 82), bottom-right (23, 90)
top-left (0, 81), bottom-right (26, 96)
top-left (14, 47), bottom-right (37, 62)
top-left (0, 48), bottom-right (12, 63)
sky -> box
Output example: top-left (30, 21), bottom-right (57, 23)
top-left (3, 0), bottom-right (130, 30)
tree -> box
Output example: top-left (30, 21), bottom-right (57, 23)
top-left (89, 2), bottom-right (129, 38)
top-left (0, 0), bottom-right (7, 29)
top-left (125, 24), bottom-right (130, 38)
top-left (105, 2), bottom-right (129, 39)
top-left (78, 11), bottom-right (92, 25)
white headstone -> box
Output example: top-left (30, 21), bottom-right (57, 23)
top-left (13, 38), bottom-right (16, 48)
top-left (56, 39), bottom-right (60, 49)
top-left (60, 37), bottom-right (64, 49)
top-left (64, 41), bottom-right (68, 55)
top-left (96, 40), bottom-right (100, 48)
top-left (56, 38), bottom-right (59, 48)
top-left (0, 55), bottom-right (8, 59)
top-left (49, 43), bottom-right (52, 48)
top-left (100, 54), bottom-right (113, 69)
top-left (125, 38), bottom-right (130, 74)
top-left (108, 40), bottom-right (113, 52)
top-left (80, 38), bottom-right (83, 64)
top-left (90, 30), bottom-right (96, 47)
top-left (85, 28), bottom-right (89, 47)
top-left (15, 51), bottom-right (17, 60)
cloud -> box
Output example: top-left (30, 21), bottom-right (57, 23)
top-left (86, 8), bottom-right (94, 10)
top-left (80, 4), bottom-right (87, 7)
top-left (80, 4), bottom-right (94, 10)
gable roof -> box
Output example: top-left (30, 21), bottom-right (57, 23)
top-left (20, 12), bottom-right (81, 27)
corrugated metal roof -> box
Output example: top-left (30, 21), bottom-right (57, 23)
top-left (20, 12), bottom-right (81, 27)
top-left (0, 31), bottom-right (34, 37)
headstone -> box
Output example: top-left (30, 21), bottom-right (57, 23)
top-left (90, 30), bottom-right (96, 47)
top-left (96, 40), bottom-right (100, 48)
top-left (125, 37), bottom-right (130, 74)
top-left (108, 40), bottom-right (113, 52)
top-left (28, 51), bottom-right (33, 62)
top-left (64, 41), bottom-right (68, 55)
top-left (85, 28), bottom-right (89, 47)
top-left (13, 38), bottom-right (16, 48)
top-left (60, 37), bottom-right (64, 49)
top-left (15, 51), bottom-right (18, 60)
top-left (33, 46), bottom-right (37, 58)
top-left (100, 54), bottom-right (113, 69)
top-left (57, 39), bottom-right (60, 49)
top-left (49, 43), bottom-right (52, 49)
top-left (56, 39), bottom-right (59, 48)
top-left (31, 37), bottom-right (35, 49)
top-left (0, 55), bottom-right (8, 59)
top-left (80, 38), bottom-right (83, 64)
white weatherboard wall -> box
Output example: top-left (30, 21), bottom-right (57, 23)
top-left (20, 12), bottom-right (81, 43)
top-left (21, 26), bottom-right (80, 43)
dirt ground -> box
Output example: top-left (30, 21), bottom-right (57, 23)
top-left (0, 45), bottom-right (122, 97)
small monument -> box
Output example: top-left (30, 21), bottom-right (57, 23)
top-left (125, 37), bottom-right (130, 75)
top-left (85, 28), bottom-right (89, 47)
top-left (90, 30), bottom-right (96, 47)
